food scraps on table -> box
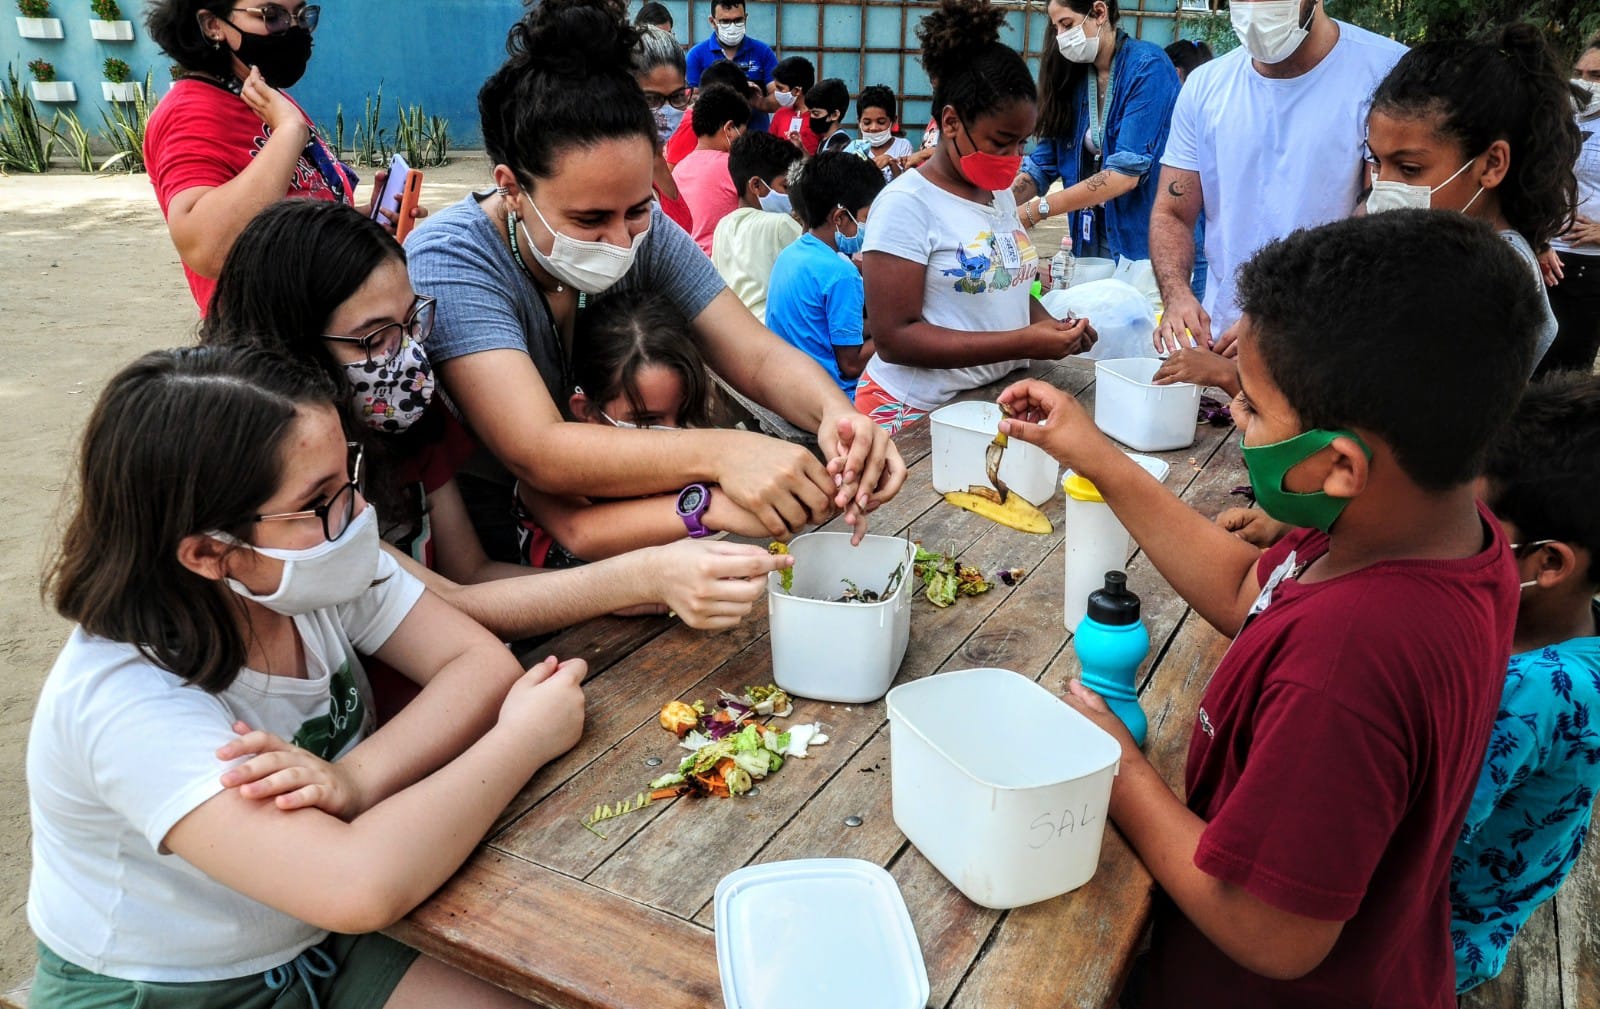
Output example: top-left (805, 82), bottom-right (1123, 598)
top-left (580, 684), bottom-right (829, 838)
top-left (913, 546), bottom-right (995, 608)
top-left (942, 485), bottom-right (1053, 534)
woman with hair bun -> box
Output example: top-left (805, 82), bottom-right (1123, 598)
top-left (857, 0), bottom-right (1097, 433)
top-left (407, 0), bottom-right (904, 560)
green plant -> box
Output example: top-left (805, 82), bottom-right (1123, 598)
top-left (17, 0), bottom-right (51, 17)
top-left (394, 102), bottom-right (451, 168)
top-left (1, 64), bottom-right (57, 173)
top-left (1177, 10), bottom-right (1237, 57)
top-left (352, 85), bottom-right (391, 168)
top-left (426, 113), bottom-right (449, 167)
top-left (98, 68), bottom-right (152, 172)
top-left (27, 59), bottom-right (55, 83)
top-left (103, 57), bottom-right (131, 84)
top-left (90, 0), bottom-right (120, 18)
top-left (52, 109), bottom-right (94, 171)
top-left (319, 102), bottom-right (346, 163)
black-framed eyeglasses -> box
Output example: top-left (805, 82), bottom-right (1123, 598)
top-left (323, 295), bottom-right (435, 366)
top-left (234, 3), bottom-right (320, 34)
top-left (252, 443), bottom-right (364, 542)
top-left (713, 16), bottom-right (746, 26)
top-left (644, 86), bottom-right (692, 111)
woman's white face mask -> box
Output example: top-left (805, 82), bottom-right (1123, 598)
top-left (518, 193), bottom-right (648, 295)
top-left (1366, 156), bottom-right (1484, 216)
top-left (1055, 10), bottom-right (1102, 64)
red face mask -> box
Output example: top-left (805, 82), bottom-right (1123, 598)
top-left (953, 116), bottom-right (1023, 191)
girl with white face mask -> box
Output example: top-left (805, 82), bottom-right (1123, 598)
top-left (28, 342), bottom-right (587, 1009)
top-left (1010, 0), bottom-right (1179, 290)
top-left (404, 0), bottom-right (907, 564)
top-left (203, 199), bottom-right (796, 645)
top-left (1366, 23), bottom-right (1580, 372)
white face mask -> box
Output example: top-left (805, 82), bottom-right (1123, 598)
top-left (217, 505), bottom-right (380, 616)
top-left (519, 194), bottom-right (648, 295)
top-left (715, 22), bottom-right (745, 47)
top-left (861, 128), bottom-right (894, 148)
top-left (1231, 0), bottom-right (1313, 65)
top-left (755, 180), bottom-right (792, 215)
top-left (1366, 156), bottom-right (1483, 216)
top-left (1573, 79), bottom-right (1600, 118)
top-left (1055, 18), bottom-right (1102, 64)
top-left (773, 88), bottom-right (797, 109)
top-left (655, 102), bottom-right (685, 144)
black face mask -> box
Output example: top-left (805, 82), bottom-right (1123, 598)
top-left (226, 23), bottom-right (313, 88)
top-left (807, 114), bottom-right (834, 137)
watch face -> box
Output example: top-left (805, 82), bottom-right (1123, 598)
top-left (679, 486), bottom-right (705, 513)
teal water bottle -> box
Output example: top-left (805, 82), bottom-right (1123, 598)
top-left (1072, 571), bottom-right (1150, 747)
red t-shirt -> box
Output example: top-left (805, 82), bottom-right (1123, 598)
top-left (769, 107), bottom-right (820, 155)
top-left (144, 78), bottom-right (355, 312)
top-left (664, 116), bottom-right (698, 168)
top-left (655, 182), bottom-right (694, 234)
top-left (1144, 503), bottom-right (1517, 1009)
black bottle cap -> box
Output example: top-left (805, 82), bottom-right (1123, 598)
top-left (1086, 570), bottom-right (1140, 626)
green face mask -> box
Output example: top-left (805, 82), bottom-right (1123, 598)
top-left (1241, 427), bottom-right (1373, 534)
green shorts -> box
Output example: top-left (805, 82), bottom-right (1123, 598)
top-left (33, 933), bottom-right (420, 1009)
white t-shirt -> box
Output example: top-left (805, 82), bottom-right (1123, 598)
top-left (861, 170), bottom-right (1039, 411)
top-left (1499, 228), bottom-right (1560, 368)
top-left (1551, 109), bottom-right (1600, 256)
top-left (712, 206), bottom-right (803, 323)
top-left (1161, 21), bottom-right (1405, 335)
top-left (846, 136), bottom-right (916, 181)
top-left (27, 551), bottom-right (424, 981)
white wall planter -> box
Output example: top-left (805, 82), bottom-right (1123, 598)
top-left (17, 16), bottom-right (64, 38)
top-left (30, 80), bottom-right (77, 102)
top-left (89, 18), bottom-right (133, 40)
top-left (101, 80), bottom-right (139, 102)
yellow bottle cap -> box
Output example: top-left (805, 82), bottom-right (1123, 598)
top-left (1062, 472), bottom-right (1104, 503)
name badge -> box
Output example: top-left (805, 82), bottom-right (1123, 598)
top-left (1080, 210), bottom-right (1094, 246)
top-left (994, 232), bottom-right (1022, 271)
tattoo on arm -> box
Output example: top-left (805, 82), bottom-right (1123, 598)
top-left (1086, 172), bottom-right (1109, 193)
top-left (1166, 178), bottom-right (1189, 200)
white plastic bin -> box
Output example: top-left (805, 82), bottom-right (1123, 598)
top-left (1062, 454), bottom-right (1169, 632)
top-left (1094, 357), bottom-right (1200, 452)
top-left (929, 400), bottom-right (1060, 506)
top-left (886, 668), bottom-right (1122, 908)
top-left (1073, 257), bottom-right (1116, 284)
top-left (768, 532), bottom-right (915, 703)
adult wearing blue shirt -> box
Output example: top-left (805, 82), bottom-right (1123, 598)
top-left (1009, 0), bottom-right (1178, 269)
top-left (686, 0), bottom-right (778, 132)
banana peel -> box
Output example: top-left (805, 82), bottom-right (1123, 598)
top-left (943, 485), bottom-right (1053, 535)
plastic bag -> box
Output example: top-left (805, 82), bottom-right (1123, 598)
top-left (1039, 278), bottom-right (1159, 362)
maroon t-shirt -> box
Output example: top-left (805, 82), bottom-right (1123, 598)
top-left (1144, 502), bottom-right (1517, 1009)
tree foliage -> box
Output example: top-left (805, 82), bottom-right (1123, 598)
top-left (1330, 0), bottom-right (1599, 60)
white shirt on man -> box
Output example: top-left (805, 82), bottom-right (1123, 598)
top-left (1160, 21), bottom-right (1405, 335)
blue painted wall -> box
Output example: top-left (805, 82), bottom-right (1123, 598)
top-left (4, 0), bottom-right (1193, 150)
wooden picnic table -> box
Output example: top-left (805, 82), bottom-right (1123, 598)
top-left (386, 357), bottom-right (1249, 1009)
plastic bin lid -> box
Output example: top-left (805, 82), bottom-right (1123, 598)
top-left (715, 858), bottom-right (929, 1009)
top-left (1063, 453), bottom-right (1173, 502)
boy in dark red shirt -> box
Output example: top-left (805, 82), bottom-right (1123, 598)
top-left (999, 211), bottom-right (1545, 1009)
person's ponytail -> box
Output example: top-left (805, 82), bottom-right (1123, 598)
top-left (1492, 22), bottom-right (1580, 248)
top-left (917, 0), bottom-right (1035, 124)
top-left (480, 0), bottom-right (656, 183)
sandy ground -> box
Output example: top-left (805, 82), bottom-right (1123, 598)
top-left (0, 156), bottom-right (492, 989)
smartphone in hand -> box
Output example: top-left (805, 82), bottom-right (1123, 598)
top-left (372, 152), bottom-right (423, 242)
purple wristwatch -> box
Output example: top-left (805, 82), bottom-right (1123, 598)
top-left (676, 483), bottom-right (711, 538)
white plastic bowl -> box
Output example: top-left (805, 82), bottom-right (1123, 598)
top-left (1094, 357), bottom-right (1200, 452)
top-left (1073, 256), bottom-right (1117, 284)
top-left (768, 532), bottom-right (915, 703)
top-left (886, 668), bottom-right (1121, 909)
top-left (929, 400), bottom-right (1061, 506)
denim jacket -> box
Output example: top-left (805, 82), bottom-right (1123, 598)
top-left (1022, 34), bottom-right (1179, 261)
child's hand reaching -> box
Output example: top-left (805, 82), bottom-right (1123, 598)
top-left (498, 656), bottom-right (587, 766)
top-left (1061, 679), bottom-right (1143, 767)
top-left (996, 378), bottom-right (1117, 474)
top-left (218, 721), bottom-right (365, 818)
top-left (1215, 507), bottom-right (1292, 548)
top-left (1154, 348), bottom-right (1240, 398)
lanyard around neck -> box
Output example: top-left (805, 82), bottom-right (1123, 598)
top-left (1085, 43), bottom-right (1117, 164)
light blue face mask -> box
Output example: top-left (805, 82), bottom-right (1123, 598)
top-left (834, 206), bottom-right (865, 255)
top-left (655, 103), bottom-right (685, 145)
top-left (755, 179), bottom-right (792, 216)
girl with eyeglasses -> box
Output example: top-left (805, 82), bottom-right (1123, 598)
top-left (143, 0), bottom-right (425, 312)
top-left (29, 342), bottom-right (581, 1008)
top-left (204, 200), bottom-right (792, 667)
top-left (631, 24), bottom-right (696, 234)
top-left (515, 289), bottom-right (771, 568)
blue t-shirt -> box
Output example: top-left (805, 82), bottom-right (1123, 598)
top-left (1450, 605), bottom-right (1600, 992)
top-left (685, 35), bottom-right (777, 132)
top-left (766, 233), bottom-right (864, 398)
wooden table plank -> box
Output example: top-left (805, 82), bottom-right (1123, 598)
top-left (386, 849), bottom-right (719, 1009)
top-left (1554, 811), bottom-right (1598, 1009)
